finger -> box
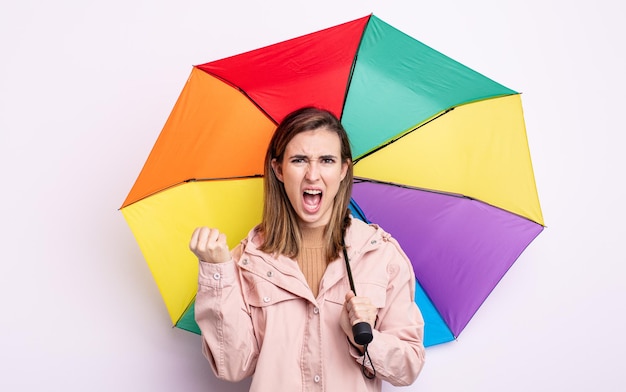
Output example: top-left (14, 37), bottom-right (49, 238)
top-left (349, 305), bottom-right (365, 323)
top-left (189, 227), bottom-right (205, 251)
top-left (344, 291), bottom-right (356, 315)
top-left (207, 228), bottom-right (220, 244)
top-left (348, 298), bottom-right (376, 325)
top-left (189, 228), bottom-right (199, 251)
top-left (196, 227), bottom-right (211, 251)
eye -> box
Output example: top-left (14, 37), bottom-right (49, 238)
top-left (321, 157), bottom-right (336, 164)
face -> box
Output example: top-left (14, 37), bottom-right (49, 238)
top-left (271, 127), bottom-right (349, 229)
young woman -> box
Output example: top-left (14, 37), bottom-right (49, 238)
top-left (190, 107), bottom-right (425, 391)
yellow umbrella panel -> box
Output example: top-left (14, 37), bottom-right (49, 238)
top-left (122, 179), bottom-right (263, 328)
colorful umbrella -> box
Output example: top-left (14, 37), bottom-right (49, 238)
top-left (121, 14), bottom-right (544, 347)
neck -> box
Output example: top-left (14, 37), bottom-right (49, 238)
top-left (300, 225), bottom-right (325, 248)
top-left (297, 225), bottom-right (327, 297)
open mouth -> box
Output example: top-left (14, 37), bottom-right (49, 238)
top-left (303, 189), bottom-right (322, 212)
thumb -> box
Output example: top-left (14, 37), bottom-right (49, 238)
top-left (345, 290), bottom-right (356, 302)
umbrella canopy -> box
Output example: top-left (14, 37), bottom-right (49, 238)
top-left (121, 14), bottom-right (544, 347)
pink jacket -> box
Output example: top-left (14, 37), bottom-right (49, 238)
top-left (195, 217), bottom-right (425, 391)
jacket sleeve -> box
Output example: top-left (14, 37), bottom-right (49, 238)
top-left (352, 239), bottom-right (426, 386)
top-left (195, 252), bottom-right (258, 382)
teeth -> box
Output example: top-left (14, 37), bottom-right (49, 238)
top-left (304, 190), bottom-right (322, 195)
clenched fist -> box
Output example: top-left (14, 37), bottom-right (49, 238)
top-left (189, 227), bottom-right (231, 264)
top-left (340, 291), bottom-right (377, 348)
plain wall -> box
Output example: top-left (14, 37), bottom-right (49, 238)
top-left (1, 0), bottom-right (624, 390)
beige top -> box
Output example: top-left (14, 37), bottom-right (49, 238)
top-left (297, 226), bottom-right (327, 297)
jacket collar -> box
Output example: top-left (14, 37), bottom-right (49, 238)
top-left (236, 218), bottom-right (388, 302)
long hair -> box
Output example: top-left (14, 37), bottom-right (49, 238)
top-left (258, 107), bottom-right (353, 262)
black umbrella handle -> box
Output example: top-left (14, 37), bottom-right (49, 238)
top-left (352, 321), bottom-right (374, 346)
top-left (342, 243), bottom-right (374, 346)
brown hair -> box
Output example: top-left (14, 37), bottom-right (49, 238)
top-left (258, 107), bottom-right (353, 262)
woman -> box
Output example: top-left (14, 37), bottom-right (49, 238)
top-left (190, 107), bottom-right (425, 391)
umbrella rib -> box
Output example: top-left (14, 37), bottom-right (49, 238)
top-left (353, 177), bottom-right (466, 199)
top-left (352, 92), bottom-right (520, 164)
top-left (194, 67), bottom-right (279, 125)
top-left (120, 175), bottom-right (264, 209)
top-left (353, 108), bottom-right (453, 164)
top-left (186, 175), bottom-right (264, 182)
top-left (339, 14), bottom-right (373, 120)
top-left (353, 177), bottom-right (545, 227)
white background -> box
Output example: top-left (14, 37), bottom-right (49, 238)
top-left (1, 0), bottom-right (624, 390)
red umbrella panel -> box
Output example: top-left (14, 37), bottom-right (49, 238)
top-left (121, 14), bottom-right (544, 347)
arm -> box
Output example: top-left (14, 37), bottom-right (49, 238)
top-left (190, 227), bottom-right (258, 381)
top-left (195, 257), bottom-right (259, 381)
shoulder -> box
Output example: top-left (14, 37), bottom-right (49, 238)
top-left (233, 225), bottom-right (265, 260)
top-left (346, 216), bottom-right (377, 238)
top-left (348, 217), bottom-right (414, 272)
top-left (346, 216), bottom-right (398, 247)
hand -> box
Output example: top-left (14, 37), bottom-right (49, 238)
top-left (189, 227), bottom-right (231, 264)
top-left (340, 291), bottom-right (377, 347)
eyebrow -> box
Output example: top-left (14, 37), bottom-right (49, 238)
top-left (288, 154), bottom-right (339, 160)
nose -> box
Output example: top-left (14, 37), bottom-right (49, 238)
top-left (305, 161), bottom-right (320, 181)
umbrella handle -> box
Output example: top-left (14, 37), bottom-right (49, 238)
top-left (342, 243), bottom-right (374, 346)
top-left (352, 322), bottom-right (374, 346)
top-left (342, 238), bottom-right (376, 379)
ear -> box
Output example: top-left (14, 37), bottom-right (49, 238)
top-left (271, 158), bottom-right (284, 182)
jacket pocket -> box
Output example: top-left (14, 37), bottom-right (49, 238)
top-left (246, 280), bottom-right (300, 307)
top-left (244, 279), bottom-right (302, 347)
top-left (325, 281), bottom-right (388, 308)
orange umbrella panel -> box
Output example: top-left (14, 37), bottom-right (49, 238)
top-left (122, 68), bottom-right (276, 208)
